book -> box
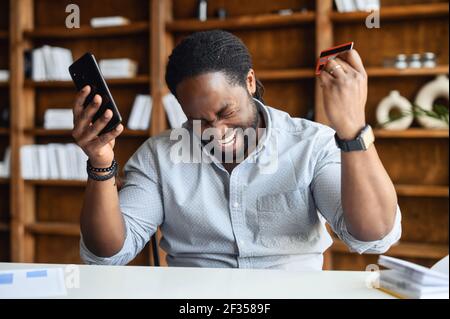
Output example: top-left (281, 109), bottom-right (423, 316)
top-left (162, 93), bottom-right (187, 129)
top-left (0, 70), bottom-right (9, 82)
top-left (0, 146), bottom-right (10, 178)
top-left (98, 58), bottom-right (138, 79)
top-left (377, 255), bottom-right (449, 299)
top-left (31, 46), bottom-right (73, 81)
top-left (90, 16), bottom-right (130, 28)
top-left (44, 108), bottom-right (74, 129)
top-left (20, 144), bottom-right (87, 181)
top-left (127, 95), bottom-right (152, 130)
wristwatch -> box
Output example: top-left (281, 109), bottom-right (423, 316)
top-left (335, 124), bottom-right (375, 152)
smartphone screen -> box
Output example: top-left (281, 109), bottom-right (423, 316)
top-left (69, 53), bottom-right (122, 135)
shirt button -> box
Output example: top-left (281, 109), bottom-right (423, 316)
top-left (233, 202), bottom-right (239, 208)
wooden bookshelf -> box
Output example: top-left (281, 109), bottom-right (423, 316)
top-left (8, 0), bottom-right (157, 266)
top-left (0, 0), bottom-right (10, 263)
top-left (4, 0), bottom-right (449, 271)
top-left (318, 0), bottom-right (449, 271)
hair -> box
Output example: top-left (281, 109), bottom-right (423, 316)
top-left (165, 30), bottom-right (265, 103)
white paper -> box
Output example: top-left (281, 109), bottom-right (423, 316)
top-left (0, 268), bottom-right (67, 299)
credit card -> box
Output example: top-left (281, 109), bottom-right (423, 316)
top-left (315, 42), bottom-right (354, 75)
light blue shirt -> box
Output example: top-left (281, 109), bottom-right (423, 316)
top-left (80, 99), bottom-right (402, 270)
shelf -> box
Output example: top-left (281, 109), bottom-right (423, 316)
top-left (0, 81), bottom-right (9, 88)
top-left (167, 11), bottom-right (315, 32)
top-left (331, 240), bottom-right (448, 260)
top-left (0, 178), bottom-right (9, 185)
top-left (367, 65), bottom-right (449, 77)
top-left (26, 128), bottom-right (149, 137)
top-left (395, 184), bottom-right (449, 198)
top-left (24, 75), bottom-right (150, 88)
top-left (0, 222), bottom-right (9, 232)
top-left (24, 21), bottom-right (149, 39)
top-left (331, 3), bottom-right (449, 22)
top-left (257, 68), bottom-right (315, 81)
top-left (26, 179), bottom-right (87, 187)
top-left (374, 129), bottom-right (449, 139)
top-left (0, 128), bottom-right (9, 136)
top-left (0, 30), bottom-right (8, 39)
top-left (25, 222), bottom-right (80, 236)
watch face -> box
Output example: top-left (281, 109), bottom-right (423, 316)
top-left (361, 125), bottom-right (375, 149)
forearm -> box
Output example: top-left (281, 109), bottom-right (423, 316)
top-left (80, 177), bottom-right (126, 257)
top-left (341, 144), bottom-right (398, 241)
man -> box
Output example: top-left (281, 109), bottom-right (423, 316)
top-left (74, 30), bottom-right (401, 270)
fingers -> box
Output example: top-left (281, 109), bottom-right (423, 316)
top-left (87, 124), bottom-right (124, 150)
top-left (72, 94), bottom-right (102, 139)
top-left (76, 109), bottom-right (114, 146)
top-left (73, 85), bottom-right (91, 120)
top-left (339, 49), bottom-right (366, 75)
top-left (325, 59), bottom-right (347, 78)
top-left (318, 67), bottom-right (335, 87)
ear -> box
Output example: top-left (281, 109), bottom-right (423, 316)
top-left (246, 69), bottom-right (257, 95)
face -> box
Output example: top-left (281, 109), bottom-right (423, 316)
top-left (176, 70), bottom-right (260, 162)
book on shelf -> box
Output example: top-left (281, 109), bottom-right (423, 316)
top-left (20, 143), bottom-right (88, 181)
top-left (98, 58), bottom-right (138, 79)
top-left (0, 146), bottom-right (10, 178)
top-left (377, 255), bottom-right (449, 299)
top-left (335, 0), bottom-right (379, 13)
top-left (43, 108), bottom-right (74, 129)
top-left (162, 93), bottom-right (188, 129)
top-left (90, 16), bottom-right (130, 28)
top-left (0, 70), bottom-right (9, 82)
top-left (31, 45), bottom-right (73, 81)
top-left (127, 95), bottom-right (152, 130)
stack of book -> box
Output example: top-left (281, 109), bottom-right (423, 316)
top-left (99, 58), bottom-right (138, 79)
top-left (0, 70), bottom-right (9, 82)
top-left (162, 93), bottom-right (187, 128)
top-left (31, 46), bottom-right (73, 81)
top-left (20, 144), bottom-right (88, 181)
top-left (0, 147), bottom-right (10, 178)
top-left (44, 109), bottom-right (74, 129)
top-left (335, 0), bottom-right (380, 12)
top-left (90, 16), bottom-right (130, 28)
top-left (377, 255), bottom-right (449, 299)
top-left (127, 95), bottom-right (152, 130)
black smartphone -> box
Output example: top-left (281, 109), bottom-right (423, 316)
top-left (69, 52), bottom-right (122, 135)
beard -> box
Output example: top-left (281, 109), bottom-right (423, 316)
top-left (202, 95), bottom-right (260, 163)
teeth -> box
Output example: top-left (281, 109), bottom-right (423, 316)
top-left (218, 129), bottom-right (236, 145)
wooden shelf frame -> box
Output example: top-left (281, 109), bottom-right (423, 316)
top-left (330, 3), bottom-right (449, 22)
top-left (24, 21), bottom-right (149, 39)
top-left (167, 11), bottom-right (316, 32)
top-left (331, 239), bottom-right (449, 260)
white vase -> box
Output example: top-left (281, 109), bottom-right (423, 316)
top-left (376, 90), bottom-right (414, 130)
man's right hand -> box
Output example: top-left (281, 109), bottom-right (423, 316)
top-left (72, 85), bottom-right (124, 168)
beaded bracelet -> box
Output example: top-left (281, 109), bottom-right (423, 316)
top-left (86, 159), bottom-right (118, 181)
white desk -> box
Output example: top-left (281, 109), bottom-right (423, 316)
top-left (0, 263), bottom-right (393, 299)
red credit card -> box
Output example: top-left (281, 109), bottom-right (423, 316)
top-left (315, 42), bottom-right (354, 75)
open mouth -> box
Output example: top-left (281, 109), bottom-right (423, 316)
top-left (217, 129), bottom-right (237, 146)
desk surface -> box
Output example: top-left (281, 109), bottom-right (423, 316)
top-left (0, 263), bottom-right (393, 299)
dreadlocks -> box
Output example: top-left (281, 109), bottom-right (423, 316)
top-left (165, 30), bottom-right (265, 103)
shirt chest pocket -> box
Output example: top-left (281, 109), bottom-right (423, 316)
top-left (256, 188), bottom-right (314, 238)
